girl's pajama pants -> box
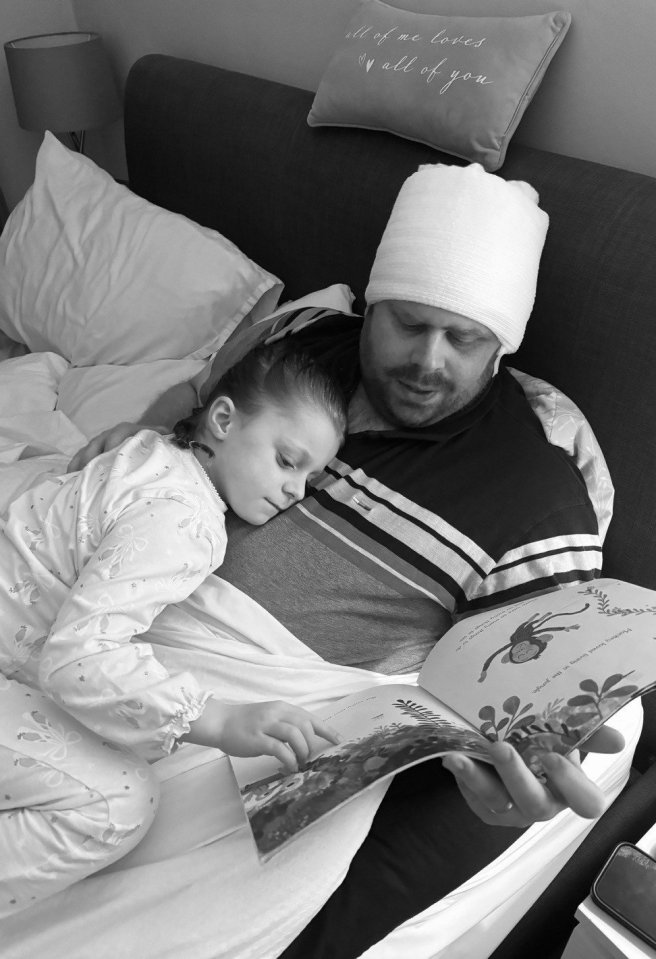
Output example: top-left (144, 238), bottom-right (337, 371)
top-left (0, 674), bottom-right (160, 917)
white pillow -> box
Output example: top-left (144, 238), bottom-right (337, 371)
top-left (0, 351), bottom-right (67, 416)
top-left (56, 358), bottom-right (207, 439)
top-left (510, 367), bottom-right (615, 543)
top-left (56, 286), bottom-right (356, 439)
top-left (0, 133), bottom-right (283, 367)
top-left (256, 283), bottom-right (355, 324)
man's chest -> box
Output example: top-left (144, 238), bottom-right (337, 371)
top-left (303, 443), bottom-right (502, 614)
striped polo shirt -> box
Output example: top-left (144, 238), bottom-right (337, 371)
top-left (217, 308), bottom-right (602, 674)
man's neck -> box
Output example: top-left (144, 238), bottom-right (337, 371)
top-left (347, 382), bottom-right (396, 432)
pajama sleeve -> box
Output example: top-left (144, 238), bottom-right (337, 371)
top-left (38, 492), bottom-right (225, 761)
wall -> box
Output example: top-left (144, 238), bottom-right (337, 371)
top-left (73, 0), bottom-right (656, 181)
top-left (0, 0), bottom-right (77, 207)
top-left (2, 0), bottom-right (656, 206)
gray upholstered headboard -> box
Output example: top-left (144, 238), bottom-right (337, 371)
top-left (0, 187), bottom-right (9, 234)
top-left (124, 54), bottom-right (656, 599)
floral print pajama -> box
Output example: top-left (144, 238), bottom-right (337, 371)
top-left (0, 431), bottom-right (227, 914)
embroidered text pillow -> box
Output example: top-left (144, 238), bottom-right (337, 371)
top-left (308, 1), bottom-right (571, 171)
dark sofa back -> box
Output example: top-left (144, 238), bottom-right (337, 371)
top-left (125, 54), bottom-right (656, 597)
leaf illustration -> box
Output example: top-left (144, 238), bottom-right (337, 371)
top-left (604, 686), bottom-right (639, 699)
top-left (518, 715), bottom-right (536, 728)
top-left (578, 679), bottom-right (600, 694)
top-left (502, 696), bottom-right (521, 715)
top-left (600, 674), bottom-right (627, 693)
top-left (496, 717), bottom-right (510, 731)
top-left (567, 694), bottom-right (596, 707)
top-left (478, 706), bottom-right (496, 722)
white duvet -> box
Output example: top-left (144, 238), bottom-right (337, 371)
top-left (0, 351), bottom-right (641, 959)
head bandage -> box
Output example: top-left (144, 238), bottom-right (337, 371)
top-left (365, 163), bottom-right (549, 355)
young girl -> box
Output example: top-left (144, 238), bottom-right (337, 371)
top-left (0, 341), bottom-right (347, 916)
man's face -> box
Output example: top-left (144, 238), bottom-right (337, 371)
top-left (359, 300), bottom-right (501, 428)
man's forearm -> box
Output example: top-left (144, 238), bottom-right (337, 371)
top-left (140, 381), bottom-right (198, 430)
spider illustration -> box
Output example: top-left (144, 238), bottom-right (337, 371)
top-left (477, 604), bottom-right (590, 682)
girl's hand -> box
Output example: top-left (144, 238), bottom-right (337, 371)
top-left (194, 700), bottom-right (341, 772)
top-left (68, 422), bottom-right (155, 472)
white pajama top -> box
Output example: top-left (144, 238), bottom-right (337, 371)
top-left (0, 429), bottom-right (227, 760)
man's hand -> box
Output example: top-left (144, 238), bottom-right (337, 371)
top-left (442, 726), bottom-right (625, 826)
top-left (68, 422), bottom-right (165, 473)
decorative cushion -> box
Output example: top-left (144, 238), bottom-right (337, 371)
top-left (308, 1), bottom-right (571, 172)
top-left (0, 132), bottom-right (283, 366)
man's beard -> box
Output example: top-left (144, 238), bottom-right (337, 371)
top-left (361, 360), bottom-right (495, 428)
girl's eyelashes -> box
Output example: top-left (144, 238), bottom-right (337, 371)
top-left (277, 453), bottom-right (295, 469)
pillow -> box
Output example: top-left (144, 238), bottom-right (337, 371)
top-left (56, 287), bottom-right (356, 438)
top-left (56, 358), bottom-right (208, 439)
top-left (308, 1), bottom-right (571, 172)
top-left (229, 283), bottom-right (355, 336)
top-left (0, 132), bottom-right (283, 367)
top-left (510, 367), bottom-right (614, 544)
top-left (0, 352), bottom-right (67, 417)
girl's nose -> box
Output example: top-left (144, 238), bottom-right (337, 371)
top-left (283, 475), bottom-right (305, 504)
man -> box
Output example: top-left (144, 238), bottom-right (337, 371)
top-left (71, 163), bottom-right (622, 957)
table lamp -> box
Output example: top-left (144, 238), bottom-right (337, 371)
top-left (4, 31), bottom-right (122, 153)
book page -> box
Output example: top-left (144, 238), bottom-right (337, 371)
top-left (418, 578), bottom-right (656, 772)
top-left (231, 682), bottom-right (490, 861)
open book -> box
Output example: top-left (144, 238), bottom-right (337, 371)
top-left (230, 578), bottom-right (656, 861)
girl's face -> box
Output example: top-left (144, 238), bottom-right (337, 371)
top-left (204, 399), bottom-right (342, 525)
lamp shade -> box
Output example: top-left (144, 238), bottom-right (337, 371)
top-left (4, 32), bottom-right (121, 133)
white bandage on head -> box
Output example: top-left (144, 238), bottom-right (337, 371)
top-left (365, 163), bottom-right (549, 355)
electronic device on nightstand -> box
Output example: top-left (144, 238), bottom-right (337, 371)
top-left (561, 824), bottom-right (656, 958)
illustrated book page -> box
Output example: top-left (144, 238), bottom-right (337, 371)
top-left (231, 578), bottom-right (656, 860)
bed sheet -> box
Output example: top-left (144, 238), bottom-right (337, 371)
top-left (0, 352), bottom-right (641, 959)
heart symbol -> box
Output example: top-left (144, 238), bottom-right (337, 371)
top-left (366, 58), bottom-right (375, 72)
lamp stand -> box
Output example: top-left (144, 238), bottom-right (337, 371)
top-left (69, 130), bottom-right (86, 153)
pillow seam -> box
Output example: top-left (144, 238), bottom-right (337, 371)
top-left (497, 23), bottom-right (570, 150)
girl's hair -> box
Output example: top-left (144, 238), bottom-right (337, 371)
top-left (172, 340), bottom-right (348, 457)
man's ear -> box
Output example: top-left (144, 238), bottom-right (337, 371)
top-left (205, 395), bottom-right (236, 440)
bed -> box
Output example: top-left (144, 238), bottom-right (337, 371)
top-left (1, 51), bottom-right (656, 959)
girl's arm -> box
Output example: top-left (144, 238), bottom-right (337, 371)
top-left (38, 494), bottom-right (224, 761)
top-left (67, 379), bottom-right (198, 473)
